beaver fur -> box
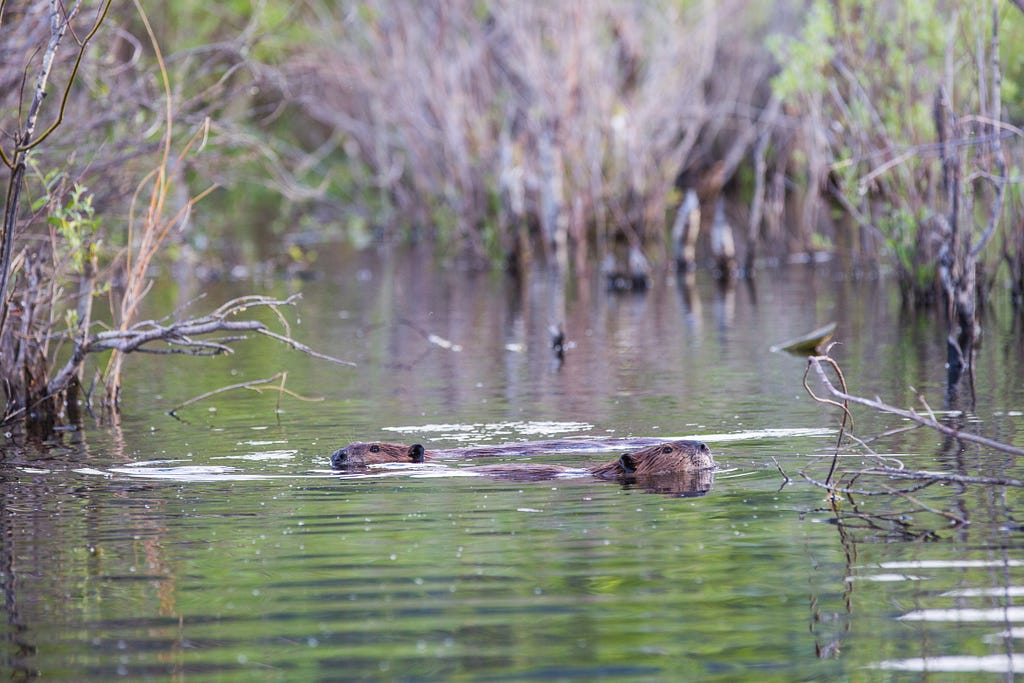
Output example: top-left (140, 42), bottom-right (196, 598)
top-left (330, 439), bottom-right (715, 476)
top-left (329, 437), bottom-right (705, 468)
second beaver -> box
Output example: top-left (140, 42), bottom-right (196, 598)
top-left (330, 439), bottom-right (715, 477)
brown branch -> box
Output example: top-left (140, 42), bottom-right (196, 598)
top-left (799, 471), bottom-right (939, 497)
top-left (45, 295), bottom-right (354, 397)
top-left (769, 456), bottom-right (791, 485)
top-left (807, 354), bottom-right (1024, 456)
top-left (802, 348), bottom-right (852, 487)
top-left (852, 466), bottom-right (1024, 488)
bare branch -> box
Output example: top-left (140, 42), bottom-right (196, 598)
top-left (45, 295), bottom-right (354, 397)
top-left (255, 328), bottom-right (354, 366)
top-left (851, 466), bottom-right (1024, 488)
top-left (807, 354), bottom-right (1024, 456)
top-left (799, 471), bottom-right (939, 497)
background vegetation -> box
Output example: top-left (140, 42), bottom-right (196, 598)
top-left (1, 0), bottom-right (1023, 430)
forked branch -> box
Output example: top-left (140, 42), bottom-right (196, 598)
top-left (806, 354), bottom-right (1024, 457)
top-left (45, 294), bottom-right (354, 398)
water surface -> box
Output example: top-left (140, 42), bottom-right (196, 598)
top-left (3, 247), bottom-right (1024, 680)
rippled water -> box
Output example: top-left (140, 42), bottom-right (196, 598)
top-left (3, 246), bottom-right (1024, 680)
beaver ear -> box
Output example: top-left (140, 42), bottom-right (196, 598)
top-left (408, 444), bottom-right (425, 463)
top-left (618, 453), bottom-right (637, 474)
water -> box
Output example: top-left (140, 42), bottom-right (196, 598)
top-left (3, 246), bottom-right (1024, 681)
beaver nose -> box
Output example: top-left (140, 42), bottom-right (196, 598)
top-left (330, 448), bottom-right (349, 468)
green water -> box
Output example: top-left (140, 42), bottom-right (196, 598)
top-left (3, 248), bottom-right (1024, 681)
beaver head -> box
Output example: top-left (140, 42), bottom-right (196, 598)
top-left (589, 440), bottom-right (714, 479)
top-left (330, 442), bottom-right (425, 469)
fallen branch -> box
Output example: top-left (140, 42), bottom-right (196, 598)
top-left (798, 351), bottom-right (1024, 538)
top-left (799, 471), bottom-right (940, 497)
top-left (850, 467), bottom-right (1024, 489)
top-left (45, 294), bottom-right (354, 399)
top-left (806, 354), bottom-right (1024, 457)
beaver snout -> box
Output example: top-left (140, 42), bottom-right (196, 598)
top-left (330, 447), bottom-right (350, 468)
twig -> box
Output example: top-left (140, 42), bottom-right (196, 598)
top-left (256, 328), bottom-right (354, 366)
top-left (852, 467), bottom-right (1024, 488)
top-left (802, 348), bottom-right (853, 486)
top-left (887, 487), bottom-right (968, 525)
top-left (770, 456), bottom-right (791, 487)
top-left (45, 295), bottom-right (354, 398)
top-left (167, 371), bottom-right (324, 418)
top-left (799, 471), bottom-right (939, 497)
top-left (807, 355), bottom-right (1024, 457)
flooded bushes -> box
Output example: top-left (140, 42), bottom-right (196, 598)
top-left (2, 1), bottom-right (1024, 434)
top-left (284, 1), bottom-right (787, 269)
top-left (771, 0), bottom-right (1024, 378)
top-left (0, 3), bottom-right (346, 432)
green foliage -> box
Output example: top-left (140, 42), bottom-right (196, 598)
top-left (47, 183), bottom-right (102, 276)
top-left (770, 0), bottom-right (1018, 300)
top-left (768, 1), bottom-right (834, 101)
top-left (881, 206), bottom-right (935, 293)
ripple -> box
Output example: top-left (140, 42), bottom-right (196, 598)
top-left (873, 655), bottom-right (1024, 672)
top-left (382, 420), bottom-right (595, 442)
top-left (107, 465), bottom-right (282, 481)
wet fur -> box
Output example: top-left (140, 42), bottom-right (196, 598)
top-left (588, 440), bottom-right (715, 478)
top-left (330, 442), bottom-right (427, 468)
top-left (331, 439), bottom-right (715, 477)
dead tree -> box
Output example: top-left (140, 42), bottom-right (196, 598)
top-left (935, 3), bottom-right (1008, 388)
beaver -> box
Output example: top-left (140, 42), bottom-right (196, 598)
top-left (330, 439), bottom-right (715, 476)
top-left (330, 442), bottom-right (427, 468)
top-left (329, 436), bottom-right (687, 469)
top-left (466, 449), bottom-right (715, 496)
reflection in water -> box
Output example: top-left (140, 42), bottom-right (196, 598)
top-left (874, 654), bottom-right (1024, 673)
top-left (618, 470), bottom-right (715, 497)
top-left (4, 249), bottom-right (1024, 680)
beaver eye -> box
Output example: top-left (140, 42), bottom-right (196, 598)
top-left (661, 445), bottom-right (674, 454)
top-left (370, 444), bottom-right (380, 453)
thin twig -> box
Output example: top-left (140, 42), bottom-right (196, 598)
top-left (807, 355), bottom-right (1024, 456)
top-left (167, 371), bottom-right (324, 418)
top-left (802, 348), bottom-right (853, 487)
top-left (770, 456), bottom-right (791, 486)
top-left (799, 471), bottom-right (940, 497)
top-left (888, 487), bottom-right (969, 525)
top-left (256, 328), bottom-right (355, 366)
top-left (852, 467), bottom-right (1024, 488)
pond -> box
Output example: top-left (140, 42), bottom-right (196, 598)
top-left (3, 245), bottom-right (1024, 681)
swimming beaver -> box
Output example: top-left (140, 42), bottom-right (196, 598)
top-left (330, 439), bottom-right (715, 476)
top-left (329, 436), bottom-right (691, 468)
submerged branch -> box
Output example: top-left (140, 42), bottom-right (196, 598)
top-left (851, 467), bottom-right (1024, 489)
top-left (806, 354), bottom-right (1024, 457)
top-left (799, 471), bottom-right (939, 497)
